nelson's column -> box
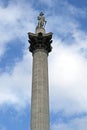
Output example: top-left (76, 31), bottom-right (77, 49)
top-left (28, 12), bottom-right (53, 130)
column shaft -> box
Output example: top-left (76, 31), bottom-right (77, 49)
top-left (30, 49), bottom-right (50, 130)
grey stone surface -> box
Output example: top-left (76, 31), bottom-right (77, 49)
top-left (35, 27), bottom-right (45, 34)
top-left (28, 13), bottom-right (53, 130)
top-left (30, 49), bottom-right (50, 130)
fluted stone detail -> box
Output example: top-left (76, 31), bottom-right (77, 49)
top-left (28, 31), bottom-right (52, 130)
top-left (31, 50), bottom-right (49, 130)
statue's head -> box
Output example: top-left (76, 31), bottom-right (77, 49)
top-left (40, 12), bottom-right (44, 16)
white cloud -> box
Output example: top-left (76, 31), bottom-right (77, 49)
top-left (51, 116), bottom-right (87, 130)
top-left (49, 36), bottom-right (87, 114)
top-left (0, 0), bottom-right (37, 57)
top-left (0, 51), bottom-right (32, 110)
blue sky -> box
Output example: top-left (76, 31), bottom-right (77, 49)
top-left (0, 0), bottom-right (87, 130)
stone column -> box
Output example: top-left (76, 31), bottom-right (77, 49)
top-left (28, 32), bottom-right (52, 130)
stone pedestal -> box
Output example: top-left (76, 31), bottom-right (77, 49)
top-left (28, 32), bottom-right (52, 130)
top-left (35, 26), bottom-right (46, 34)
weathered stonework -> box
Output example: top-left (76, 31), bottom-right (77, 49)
top-left (28, 32), bottom-right (52, 54)
top-left (31, 50), bottom-right (49, 130)
top-left (28, 16), bottom-right (53, 130)
top-left (28, 31), bottom-right (52, 130)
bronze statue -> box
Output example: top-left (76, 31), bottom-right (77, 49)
top-left (37, 12), bottom-right (47, 28)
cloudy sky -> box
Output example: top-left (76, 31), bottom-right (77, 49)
top-left (0, 0), bottom-right (87, 130)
